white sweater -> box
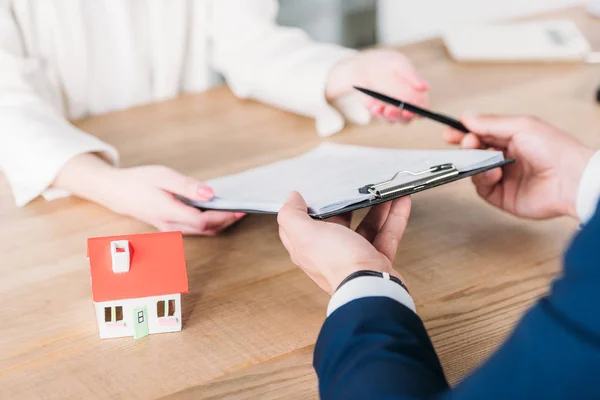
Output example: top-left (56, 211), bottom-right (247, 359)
top-left (0, 0), bottom-right (369, 206)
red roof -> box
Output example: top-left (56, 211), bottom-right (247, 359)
top-left (87, 231), bottom-right (188, 302)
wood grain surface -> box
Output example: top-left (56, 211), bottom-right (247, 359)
top-left (1, 7), bottom-right (598, 400)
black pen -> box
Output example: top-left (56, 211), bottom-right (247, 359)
top-left (354, 86), bottom-right (470, 133)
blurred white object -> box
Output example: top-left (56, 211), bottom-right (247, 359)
top-left (377, 0), bottom-right (586, 45)
top-left (442, 20), bottom-right (591, 62)
top-left (588, 1), bottom-right (600, 16)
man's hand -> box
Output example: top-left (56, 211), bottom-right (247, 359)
top-left (326, 49), bottom-right (429, 124)
top-left (53, 154), bottom-right (245, 235)
top-left (444, 114), bottom-right (595, 220)
top-left (277, 191), bottom-right (411, 294)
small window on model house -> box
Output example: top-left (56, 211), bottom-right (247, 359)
top-left (104, 306), bottom-right (124, 323)
top-left (157, 300), bottom-right (176, 318)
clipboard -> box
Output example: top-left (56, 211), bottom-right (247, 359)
top-left (192, 158), bottom-right (515, 219)
top-left (314, 158), bottom-right (514, 219)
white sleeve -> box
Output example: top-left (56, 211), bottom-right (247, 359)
top-left (576, 150), bottom-right (600, 224)
top-left (0, 2), bottom-right (118, 207)
top-left (209, 0), bottom-right (370, 137)
top-left (327, 276), bottom-right (416, 317)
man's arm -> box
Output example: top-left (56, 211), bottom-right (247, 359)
top-left (314, 204), bottom-right (600, 400)
top-left (276, 192), bottom-right (449, 399)
top-left (279, 115), bottom-right (600, 399)
top-left (315, 296), bottom-right (448, 400)
top-left (448, 203), bottom-right (600, 399)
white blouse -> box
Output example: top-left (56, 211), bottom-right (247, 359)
top-left (0, 0), bottom-right (370, 206)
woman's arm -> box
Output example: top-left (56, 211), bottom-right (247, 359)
top-left (209, 0), bottom-right (355, 136)
top-left (0, 1), bottom-right (119, 206)
top-left (208, 0), bottom-right (428, 137)
top-left (0, 3), bottom-right (244, 235)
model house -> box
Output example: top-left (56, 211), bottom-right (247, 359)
top-left (87, 231), bottom-right (189, 339)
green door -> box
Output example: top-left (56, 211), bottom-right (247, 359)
top-left (133, 306), bottom-right (149, 339)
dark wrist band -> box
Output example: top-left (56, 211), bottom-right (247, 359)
top-left (336, 270), bottom-right (409, 294)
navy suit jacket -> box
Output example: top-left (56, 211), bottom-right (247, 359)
top-left (315, 206), bottom-right (600, 400)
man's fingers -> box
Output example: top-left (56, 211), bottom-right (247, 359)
top-left (461, 113), bottom-right (542, 148)
top-left (461, 133), bottom-right (483, 149)
top-left (472, 167), bottom-right (503, 190)
top-left (151, 167), bottom-right (214, 202)
top-left (326, 212), bottom-right (353, 228)
top-left (373, 197), bottom-right (412, 263)
top-left (279, 227), bottom-right (303, 267)
top-left (471, 168), bottom-right (505, 211)
top-left (443, 128), bottom-right (464, 144)
top-left (277, 191), bottom-right (316, 244)
top-left (279, 191), bottom-right (309, 215)
top-left (279, 226), bottom-right (292, 252)
top-left (474, 178), bottom-right (505, 210)
top-left (443, 130), bottom-right (485, 150)
top-left (357, 201), bottom-right (392, 242)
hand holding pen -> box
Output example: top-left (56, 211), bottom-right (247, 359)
top-left (354, 87), bottom-right (469, 133)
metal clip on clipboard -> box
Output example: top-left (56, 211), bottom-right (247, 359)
top-left (358, 163), bottom-right (459, 199)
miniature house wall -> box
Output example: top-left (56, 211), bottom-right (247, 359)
top-left (94, 294), bottom-right (182, 339)
top-left (87, 232), bottom-right (189, 340)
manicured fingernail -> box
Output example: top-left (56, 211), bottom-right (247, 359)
top-left (234, 212), bottom-right (246, 218)
top-left (372, 104), bottom-right (384, 115)
top-left (401, 110), bottom-right (415, 119)
top-left (384, 108), bottom-right (396, 118)
top-left (197, 186), bottom-right (214, 200)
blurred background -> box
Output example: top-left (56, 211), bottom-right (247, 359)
top-left (278, 0), bottom-right (593, 48)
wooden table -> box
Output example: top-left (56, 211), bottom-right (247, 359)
top-left (1, 7), bottom-right (599, 400)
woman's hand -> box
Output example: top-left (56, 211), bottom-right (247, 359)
top-left (326, 49), bottom-right (429, 124)
top-left (53, 153), bottom-right (244, 235)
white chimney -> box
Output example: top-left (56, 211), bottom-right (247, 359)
top-left (110, 240), bottom-right (130, 273)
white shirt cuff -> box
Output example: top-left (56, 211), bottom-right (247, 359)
top-left (327, 276), bottom-right (416, 317)
top-left (8, 136), bottom-right (119, 207)
top-left (576, 150), bottom-right (600, 224)
top-left (313, 50), bottom-right (371, 137)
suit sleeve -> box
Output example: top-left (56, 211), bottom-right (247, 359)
top-left (208, 0), bottom-right (370, 137)
top-left (447, 203), bottom-right (600, 400)
top-left (314, 297), bottom-right (449, 400)
top-left (315, 204), bottom-right (600, 400)
top-left (0, 1), bottom-right (118, 207)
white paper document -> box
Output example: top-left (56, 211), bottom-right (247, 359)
top-left (192, 143), bottom-right (505, 216)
